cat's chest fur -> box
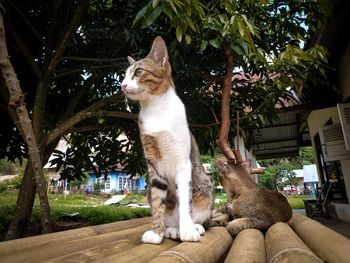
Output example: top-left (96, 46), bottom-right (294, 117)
top-left (139, 89), bottom-right (188, 137)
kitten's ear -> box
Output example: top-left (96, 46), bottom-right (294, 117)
top-left (146, 36), bottom-right (169, 67)
top-left (217, 161), bottom-right (229, 175)
top-left (127, 56), bottom-right (136, 65)
top-left (241, 160), bottom-right (251, 169)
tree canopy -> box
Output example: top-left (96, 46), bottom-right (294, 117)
top-left (0, 0), bottom-right (331, 238)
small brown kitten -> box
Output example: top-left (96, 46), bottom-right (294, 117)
top-left (121, 36), bottom-right (212, 244)
top-left (212, 160), bottom-right (292, 236)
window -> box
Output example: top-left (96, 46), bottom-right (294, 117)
top-left (118, 176), bottom-right (130, 191)
top-left (105, 176), bottom-right (111, 190)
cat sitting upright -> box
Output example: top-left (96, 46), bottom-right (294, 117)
top-left (212, 160), bottom-right (292, 236)
top-left (121, 36), bottom-right (212, 244)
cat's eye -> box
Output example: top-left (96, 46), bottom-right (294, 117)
top-left (134, 68), bottom-right (144, 77)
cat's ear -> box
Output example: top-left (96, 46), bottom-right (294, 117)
top-left (217, 161), bottom-right (229, 175)
top-left (127, 56), bottom-right (136, 65)
top-left (147, 36), bottom-right (169, 67)
top-left (241, 160), bottom-right (251, 169)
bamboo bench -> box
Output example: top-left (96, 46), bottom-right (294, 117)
top-left (0, 214), bottom-right (349, 263)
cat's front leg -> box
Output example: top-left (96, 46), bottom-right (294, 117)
top-left (176, 160), bottom-right (201, 242)
top-left (142, 165), bottom-right (167, 244)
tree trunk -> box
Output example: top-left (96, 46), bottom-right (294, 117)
top-left (0, 12), bottom-right (52, 234)
top-left (5, 161), bottom-right (36, 240)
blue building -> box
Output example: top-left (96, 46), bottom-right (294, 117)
top-left (88, 170), bottom-right (146, 194)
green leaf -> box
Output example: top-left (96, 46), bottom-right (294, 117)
top-left (242, 14), bottom-right (255, 35)
top-left (188, 20), bottom-right (197, 32)
top-left (199, 40), bottom-right (208, 52)
top-left (218, 14), bottom-right (226, 24)
top-left (132, 5), bottom-right (149, 27)
top-left (162, 3), bottom-right (174, 19)
top-left (141, 5), bottom-right (162, 29)
top-left (185, 34), bottom-right (192, 44)
top-left (237, 20), bottom-right (245, 37)
top-left (209, 38), bottom-right (220, 48)
top-left (231, 43), bottom-right (243, 56)
top-left (152, 0), bottom-right (160, 8)
top-left (176, 25), bottom-right (183, 42)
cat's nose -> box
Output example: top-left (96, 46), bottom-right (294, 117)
top-left (121, 82), bottom-right (128, 91)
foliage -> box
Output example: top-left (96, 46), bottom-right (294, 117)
top-left (298, 147), bottom-right (316, 165)
top-left (93, 182), bottom-right (105, 195)
top-left (0, 159), bottom-right (17, 175)
top-left (9, 174), bottom-right (23, 190)
top-left (0, 0), bottom-right (333, 237)
top-left (258, 147), bottom-right (315, 189)
top-left (201, 152), bottom-right (222, 187)
top-left (134, 0), bottom-right (330, 150)
top-left (259, 160), bottom-right (299, 190)
top-left (1, 0), bottom-right (331, 181)
top-left (73, 206), bottom-right (150, 225)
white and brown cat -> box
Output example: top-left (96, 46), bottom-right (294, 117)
top-left (121, 36), bottom-right (212, 244)
top-left (212, 160), bottom-right (292, 236)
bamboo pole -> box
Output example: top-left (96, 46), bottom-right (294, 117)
top-left (46, 240), bottom-right (138, 263)
top-left (224, 229), bottom-right (266, 263)
top-left (97, 238), bottom-right (179, 263)
top-left (149, 227), bottom-right (233, 263)
top-left (1, 220), bottom-right (151, 262)
top-left (288, 213), bottom-right (350, 263)
top-left (265, 222), bottom-right (322, 263)
top-left (0, 217), bottom-right (151, 256)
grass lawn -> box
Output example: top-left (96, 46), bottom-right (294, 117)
top-left (0, 191), bottom-right (150, 241)
top-left (287, 195), bottom-right (310, 209)
top-left (214, 192), bottom-right (309, 210)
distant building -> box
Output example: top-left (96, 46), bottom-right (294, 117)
top-left (87, 168), bottom-right (146, 194)
top-left (282, 164), bottom-right (319, 196)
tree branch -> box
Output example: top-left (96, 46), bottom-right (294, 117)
top-left (45, 0), bottom-right (87, 78)
top-left (7, 10), bottom-right (42, 79)
top-left (216, 48), bottom-right (236, 162)
top-left (59, 76), bottom-right (95, 122)
top-left (54, 64), bottom-right (123, 79)
top-left (7, 1), bottom-right (48, 49)
top-left (44, 93), bottom-right (136, 146)
top-left (192, 71), bottom-right (224, 83)
top-left (71, 123), bottom-right (125, 133)
top-left (32, 0), bottom-right (87, 141)
top-left (59, 56), bottom-right (126, 63)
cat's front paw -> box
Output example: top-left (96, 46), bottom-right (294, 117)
top-left (195, 224), bottom-right (205, 235)
top-left (165, 227), bottom-right (180, 240)
top-left (141, 230), bottom-right (164, 244)
top-left (179, 224), bottom-right (201, 242)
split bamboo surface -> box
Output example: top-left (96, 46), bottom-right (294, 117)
top-left (1, 214), bottom-right (349, 262)
top-left (288, 213), bottom-right (350, 263)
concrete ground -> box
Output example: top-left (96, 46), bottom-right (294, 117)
top-left (293, 209), bottom-right (350, 239)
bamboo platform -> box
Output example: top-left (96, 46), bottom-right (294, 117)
top-left (0, 214), bottom-right (350, 263)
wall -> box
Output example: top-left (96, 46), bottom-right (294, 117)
top-left (307, 107), bottom-right (350, 223)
